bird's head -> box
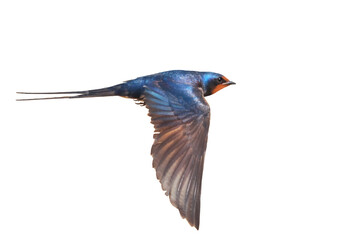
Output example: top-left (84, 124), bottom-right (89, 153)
top-left (201, 72), bottom-right (236, 96)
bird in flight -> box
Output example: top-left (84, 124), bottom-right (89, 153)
top-left (17, 70), bottom-right (235, 229)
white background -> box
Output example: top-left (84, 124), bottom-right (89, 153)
top-left (1, 0), bottom-right (360, 239)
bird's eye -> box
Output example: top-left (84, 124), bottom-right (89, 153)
top-left (217, 77), bottom-right (223, 83)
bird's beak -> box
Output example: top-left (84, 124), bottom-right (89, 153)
top-left (211, 79), bottom-right (236, 94)
top-left (222, 81), bottom-right (236, 86)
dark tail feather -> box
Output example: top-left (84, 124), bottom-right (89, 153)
top-left (16, 85), bottom-right (121, 101)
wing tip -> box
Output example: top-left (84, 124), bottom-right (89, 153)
top-left (186, 218), bottom-right (200, 230)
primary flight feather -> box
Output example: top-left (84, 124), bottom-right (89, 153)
top-left (17, 70), bottom-right (235, 229)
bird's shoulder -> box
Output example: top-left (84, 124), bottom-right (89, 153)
top-left (143, 73), bottom-right (209, 114)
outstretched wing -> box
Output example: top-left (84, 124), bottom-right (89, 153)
top-left (144, 80), bottom-right (210, 229)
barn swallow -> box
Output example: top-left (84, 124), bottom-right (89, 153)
top-left (17, 70), bottom-right (235, 229)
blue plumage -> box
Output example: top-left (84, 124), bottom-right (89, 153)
top-left (17, 70), bottom-right (235, 229)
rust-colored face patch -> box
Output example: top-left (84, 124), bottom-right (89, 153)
top-left (212, 84), bottom-right (227, 94)
top-left (211, 76), bottom-right (230, 94)
top-left (221, 76), bottom-right (230, 82)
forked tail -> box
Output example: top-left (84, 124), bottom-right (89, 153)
top-left (16, 84), bottom-right (123, 101)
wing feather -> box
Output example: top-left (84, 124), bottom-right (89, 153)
top-left (144, 81), bottom-right (210, 229)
